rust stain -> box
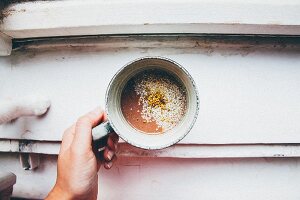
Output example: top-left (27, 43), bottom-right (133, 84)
top-left (2, 7), bottom-right (26, 18)
top-left (1, 8), bottom-right (16, 18)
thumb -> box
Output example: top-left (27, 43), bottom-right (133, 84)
top-left (72, 107), bottom-right (106, 151)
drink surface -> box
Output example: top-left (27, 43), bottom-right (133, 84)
top-left (121, 69), bottom-right (187, 134)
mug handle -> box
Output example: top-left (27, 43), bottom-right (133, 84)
top-left (92, 121), bottom-right (114, 141)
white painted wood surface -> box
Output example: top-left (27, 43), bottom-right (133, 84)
top-left (0, 32), bottom-right (11, 56)
top-left (2, 139), bottom-right (300, 158)
top-left (0, 2), bottom-right (299, 199)
top-left (1, 0), bottom-right (300, 38)
top-left (1, 153), bottom-right (300, 199)
top-left (0, 36), bottom-right (300, 144)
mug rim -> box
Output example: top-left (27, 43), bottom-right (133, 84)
top-left (105, 56), bottom-right (200, 150)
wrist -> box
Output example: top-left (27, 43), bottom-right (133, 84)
top-left (46, 183), bottom-right (74, 200)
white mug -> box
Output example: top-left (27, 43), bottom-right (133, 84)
top-left (92, 57), bottom-right (199, 150)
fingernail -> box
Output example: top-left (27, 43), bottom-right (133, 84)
top-left (107, 150), bottom-right (114, 160)
top-left (105, 162), bottom-right (113, 169)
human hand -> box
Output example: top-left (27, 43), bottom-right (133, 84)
top-left (46, 107), bottom-right (119, 200)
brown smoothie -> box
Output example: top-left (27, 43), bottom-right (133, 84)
top-left (121, 79), bottom-right (163, 134)
top-left (121, 70), bottom-right (187, 135)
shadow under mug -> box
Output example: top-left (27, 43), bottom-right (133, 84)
top-left (92, 57), bottom-right (199, 150)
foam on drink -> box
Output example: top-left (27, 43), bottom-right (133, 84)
top-left (121, 69), bottom-right (187, 134)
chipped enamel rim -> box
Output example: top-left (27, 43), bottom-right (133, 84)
top-left (105, 56), bottom-right (199, 150)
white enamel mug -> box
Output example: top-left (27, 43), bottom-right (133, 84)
top-left (92, 57), bottom-right (199, 150)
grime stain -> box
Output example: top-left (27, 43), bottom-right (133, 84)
top-left (0, 0), bottom-right (53, 21)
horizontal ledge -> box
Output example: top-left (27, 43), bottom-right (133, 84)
top-left (1, 0), bottom-right (300, 38)
top-left (3, 24), bottom-right (300, 39)
top-left (1, 139), bottom-right (300, 158)
top-left (12, 34), bottom-right (300, 52)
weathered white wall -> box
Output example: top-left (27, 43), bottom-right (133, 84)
top-left (0, 1), bottom-right (299, 199)
top-left (1, 153), bottom-right (300, 200)
top-left (1, 36), bottom-right (300, 199)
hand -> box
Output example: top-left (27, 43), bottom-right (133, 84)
top-left (46, 107), bottom-right (119, 200)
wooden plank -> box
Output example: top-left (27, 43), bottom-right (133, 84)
top-left (120, 144), bottom-right (300, 158)
top-left (0, 32), bottom-right (11, 56)
top-left (0, 140), bottom-right (59, 155)
top-left (1, 0), bottom-right (300, 38)
top-left (1, 139), bottom-right (300, 158)
top-left (1, 36), bottom-right (300, 144)
top-left (1, 154), bottom-right (300, 199)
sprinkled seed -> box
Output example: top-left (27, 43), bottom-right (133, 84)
top-left (133, 70), bottom-right (187, 132)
